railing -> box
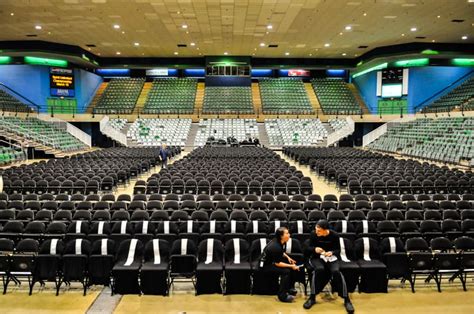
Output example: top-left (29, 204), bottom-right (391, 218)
top-left (0, 82), bottom-right (40, 113)
top-left (99, 116), bottom-right (128, 147)
top-left (326, 116), bottom-right (355, 147)
top-left (413, 70), bottom-right (474, 113)
top-left (37, 114), bottom-right (92, 147)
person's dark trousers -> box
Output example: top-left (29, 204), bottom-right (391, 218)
top-left (309, 258), bottom-right (348, 299)
top-left (162, 159), bottom-right (168, 169)
top-left (262, 265), bottom-right (297, 300)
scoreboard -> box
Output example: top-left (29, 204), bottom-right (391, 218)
top-left (50, 68), bottom-right (75, 97)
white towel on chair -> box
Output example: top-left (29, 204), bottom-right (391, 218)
top-left (75, 221), bottom-right (82, 234)
top-left (75, 239), bottom-right (82, 255)
top-left (363, 237), bottom-right (371, 261)
top-left (339, 238), bottom-right (350, 262)
top-left (205, 239), bottom-right (214, 264)
top-left (153, 239), bottom-right (161, 264)
top-left (233, 238), bottom-right (240, 264)
top-left (142, 221), bottom-right (149, 234)
top-left (124, 239), bottom-right (138, 266)
top-left (101, 239), bottom-right (108, 255)
top-left (389, 237), bottom-right (397, 253)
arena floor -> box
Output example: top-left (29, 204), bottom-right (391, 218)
top-left (1, 150), bottom-right (473, 313)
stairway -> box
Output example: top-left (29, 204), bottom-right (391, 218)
top-left (194, 83), bottom-right (205, 120)
top-left (184, 122), bottom-right (200, 150)
top-left (252, 82), bottom-right (262, 119)
top-left (86, 82), bottom-right (108, 113)
top-left (348, 83), bottom-right (369, 114)
top-left (323, 123), bottom-right (334, 135)
top-left (257, 123), bottom-right (270, 148)
top-left (134, 82), bottom-right (152, 114)
top-left (304, 83), bottom-right (324, 114)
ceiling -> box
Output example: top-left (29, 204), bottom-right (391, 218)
top-left (0, 0), bottom-right (473, 58)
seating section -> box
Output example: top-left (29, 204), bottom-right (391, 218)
top-left (194, 119), bottom-right (259, 147)
top-left (422, 76), bottom-right (474, 113)
top-left (108, 118), bottom-right (128, 131)
top-left (0, 90), bottom-right (34, 112)
top-left (259, 79), bottom-right (313, 114)
top-left (328, 118), bottom-right (349, 131)
top-left (0, 117), bottom-right (87, 152)
top-left (265, 119), bottom-right (328, 146)
top-left (0, 147), bottom-right (180, 195)
top-left (127, 118), bottom-right (192, 147)
top-left (0, 147), bottom-right (25, 166)
top-left (368, 117), bottom-right (474, 165)
top-left (311, 78), bottom-right (360, 114)
top-left (285, 147), bottom-right (473, 196)
top-left (138, 147), bottom-right (313, 197)
top-left (94, 78), bottom-right (145, 114)
top-left (203, 87), bottom-right (253, 114)
top-left (143, 78), bottom-right (197, 114)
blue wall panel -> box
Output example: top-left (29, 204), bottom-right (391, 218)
top-left (0, 65), bottom-right (102, 113)
top-left (353, 66), bottom-right (473, 114)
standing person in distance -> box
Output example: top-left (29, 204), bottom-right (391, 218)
top-left (304, 220), bottom-right (354, 313)
top-left (260, 227), bottom-right (301, 303)
top-left (159, 144), bottom-right (170, 169)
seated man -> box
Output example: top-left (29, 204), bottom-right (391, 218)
top-left (304, 220), bottom-right (354, 313)
top-left (260, 227), bottom-right (301, 303)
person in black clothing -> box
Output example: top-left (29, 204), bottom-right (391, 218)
top-left (159, 144), bottom-right (170, 169)
top-left (304, 220), bottom-right (354, 313)
top-left (261, 227), bottom-right (301, 302)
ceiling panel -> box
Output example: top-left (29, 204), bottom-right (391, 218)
top-left (0, 0), bottom-right (472, 58)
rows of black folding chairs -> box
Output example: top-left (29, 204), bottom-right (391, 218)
top-left (3, 235), bottom-right (471, 297)
top-left (133, 178), bottom-right (313, 196)
top-left (0, 147), bottom-right (182, 195)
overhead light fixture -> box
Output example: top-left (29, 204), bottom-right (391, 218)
top-left (260, 43), bottom-right (265, 47)
top-left (134, 42), bottom-right (140, 46)
top-left (410, 27), bottom-right (417, 31)
top-left (122, 31), bottom-right (125, 34)
top-left (401, 33), bottom-right (405, 36)
top-left (462, 35), bottom-right (468, 40)
top-left (190, 42), bottom-right (196, 46)
top-left (224, 52), bottom-right (228, 55)
top-left (309, 53), bottom-right (313, 56)
top-left (10, 13), bottom-right (14, 16)
top-left (432, 39), bottom-right (436, 42)
top-left (285, 52), bottom-right (290, 56)
top-left (35, 25), bottom-right (42, 30)
top-left (345, 25), bottom-right (352, 30)
top-left (339, 32), bottom-right (343, 35)
top-left (363, 12), bottom-right (367, 16)
top-left (116, 52), bottom-right (121, 55)
top-left (174, 52), bottom-right (178, 55)
top-left (342, 53), bottom-right (347, 56)
top-left (113, 24), bottom-right (120, 29)
top-left (182, 24), bottom-right (188, 29)
top-left (267, 25), bottom-right (273, 29)
top-left (437, 15), bottom-right (441, 18)
top-left (324, 43), bottom-right (330, 47)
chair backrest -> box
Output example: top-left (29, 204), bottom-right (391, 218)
top-left (64, 239), bottom-right (92, 255)
top-left (224, 238), bottom-right (250, 263)
top-left (197, 238), bottom-right (224, 263)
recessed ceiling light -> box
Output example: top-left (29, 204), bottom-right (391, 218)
top-left (462, 35), bottom-right (468, 40)
top-left (48, 32), bottom-right (51, 35)
top-left (363, 12), bottom-right (367, 16)
top-left (190, 42), bottom-right (196, 46)
top-left (134, 42), bottom-right (140, 46)
top-left (121, 31), bottom-right (125, 34)
top-left (182, 24), bottom-right (188, 29)
top-left (10, 13), bottom-right (14, 16)
top-left (224, 52), bottom-right (228, 55)
top-left (116, 52), bottom-right (121, 55)
top-left (437, 15), bottom-right (441, 18)
top-left (113, 24), bottom-right (120, 29)
top-left (196, 47), bottom-right (200, 50)
top-left (267, 25), bottom-right (273, 29)
top-left (177, 11), bottom-right (180, 14)
top-left (324, 43), bottom-right (330, 47)
top-left (345, 25), bottom-right (352, 30)
top-left (285, 52), bottom-right (290, 56)
top-left (309, 53), bottom-right (313, 56)
top-left (401, 33), bottom-right (405, 36)
top-left (432, 39), bottom-right (436, 42)
top-left (410, 27), bottom-right (417, 31)
top-left (35, 25), bottom-right (42, 30)
top-left (174, 52), bottom-right (178, 55)
top-left (97, 53), bottom-right (101, 56)
top-left (342, 53), bottom-right (347, 56)
top-left (339, 32), bottom-right (343, 35)
top-left (260, 43), bottom-right (265, 47)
